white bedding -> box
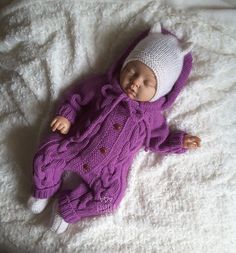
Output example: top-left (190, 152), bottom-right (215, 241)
top-left (0, 1), bottom-right (236, 252)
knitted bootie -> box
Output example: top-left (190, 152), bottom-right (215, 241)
top-left (27, 196), bottom-right (50, 214)
top-left (50, 201), bottom-right (69, 234)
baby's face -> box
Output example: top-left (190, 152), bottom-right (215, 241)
top-left (119, 60), bottom-right (157, 102)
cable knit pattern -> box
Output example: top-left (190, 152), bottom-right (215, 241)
top-left (31, 27), bottom-right (192, 223)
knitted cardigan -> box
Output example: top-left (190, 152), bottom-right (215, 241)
top-left (54, 27), bottom-right (192, 155)
top-left (33, 27), bottom-right (192, 223)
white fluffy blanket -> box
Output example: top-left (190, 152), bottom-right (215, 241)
top-left (0, 1), bottom-right (235, 252)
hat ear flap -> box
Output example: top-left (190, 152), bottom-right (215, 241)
top-left (181, 41), bottom-right (194, 55)
top-left (149, 22), bottom-right (162, 34)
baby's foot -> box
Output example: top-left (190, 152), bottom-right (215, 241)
top-left (27, 196), bottom-right (50, 214)
top-left (50, 201), bottom-right (69, 234)
top-left (50, 213), bottom-right (69, 234)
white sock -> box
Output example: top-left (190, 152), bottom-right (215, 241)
top-left (50, 213), bottom-right (69, 234)
top-left (27, 196), bottom-right (50, 214)
top-left (50, 201), bottom-right (69, 234)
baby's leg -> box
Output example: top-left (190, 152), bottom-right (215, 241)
top-left (56, 164), bottom-right (127, 224)
top-left (28, 138), bottom-right (70, 213)
top-left (32, 143), bottom-right (66, 199)
top-left (50, 181), bottom-right (89, 233)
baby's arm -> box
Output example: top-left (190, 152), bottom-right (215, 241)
top-left (51, 73), bottom-right (106, 134)
top-left (145, 114), bottom-right (200, 155)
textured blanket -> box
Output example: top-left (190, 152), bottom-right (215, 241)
top-left (0, 1), bottom-right (235, 252)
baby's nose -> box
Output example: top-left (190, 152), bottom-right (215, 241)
top-left (131, 78), bottom-right (141, 88)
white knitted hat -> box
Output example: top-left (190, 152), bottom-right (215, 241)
top-left (121, 23), bottom-right (193, 102)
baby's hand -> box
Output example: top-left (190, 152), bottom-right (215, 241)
top-left (50, 116), bottom-right (71, 135)
top-left (183, 134), bottom-right (201, 149)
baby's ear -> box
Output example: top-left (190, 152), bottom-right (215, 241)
top-left (181, 41), bottom-right (194, 55)
top-left (149, 22), bottom-right (162, 34)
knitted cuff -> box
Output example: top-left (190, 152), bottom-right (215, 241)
top-left (56, 105), bottom-right (77, 124)
top-left (169, 131), bottom-right (185, 145)
top-left (168, 131), bottom-right (187, 153)
top-left (58, 193), bottom-right (81, 224)
top-left (33, 180), bottom-right (61, 199)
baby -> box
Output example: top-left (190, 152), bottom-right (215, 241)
top-left (27, 23), bottom-right (201, 234)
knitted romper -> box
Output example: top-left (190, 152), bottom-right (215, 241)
top-left (31, 28), bottom-right (192, 224)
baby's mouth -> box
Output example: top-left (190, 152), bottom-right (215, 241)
top-left (126, 88), bottom-right (136, 97)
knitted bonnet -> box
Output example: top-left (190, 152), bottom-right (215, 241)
top-left (121, 23), bottom-right (193, 102)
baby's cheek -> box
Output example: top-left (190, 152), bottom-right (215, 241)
top-left (143, 89), bottom-right (154, 101)
top-left (122, 76), bottom-right (129, 88)
top-left (119, 75), bottom-right (124, 88)
top-left (120, 79), bottom-right (126, 89)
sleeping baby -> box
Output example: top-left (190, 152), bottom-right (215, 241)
top-left (27, 23), bottom-right (201, 234)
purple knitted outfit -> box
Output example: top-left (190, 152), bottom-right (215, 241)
top-left (32, 27), bottom-right (192, 223)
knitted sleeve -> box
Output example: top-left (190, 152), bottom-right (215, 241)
top-left (55, 73), bottom-right (106, 124)
top-left (146, 114), bottom-right (188, 155)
